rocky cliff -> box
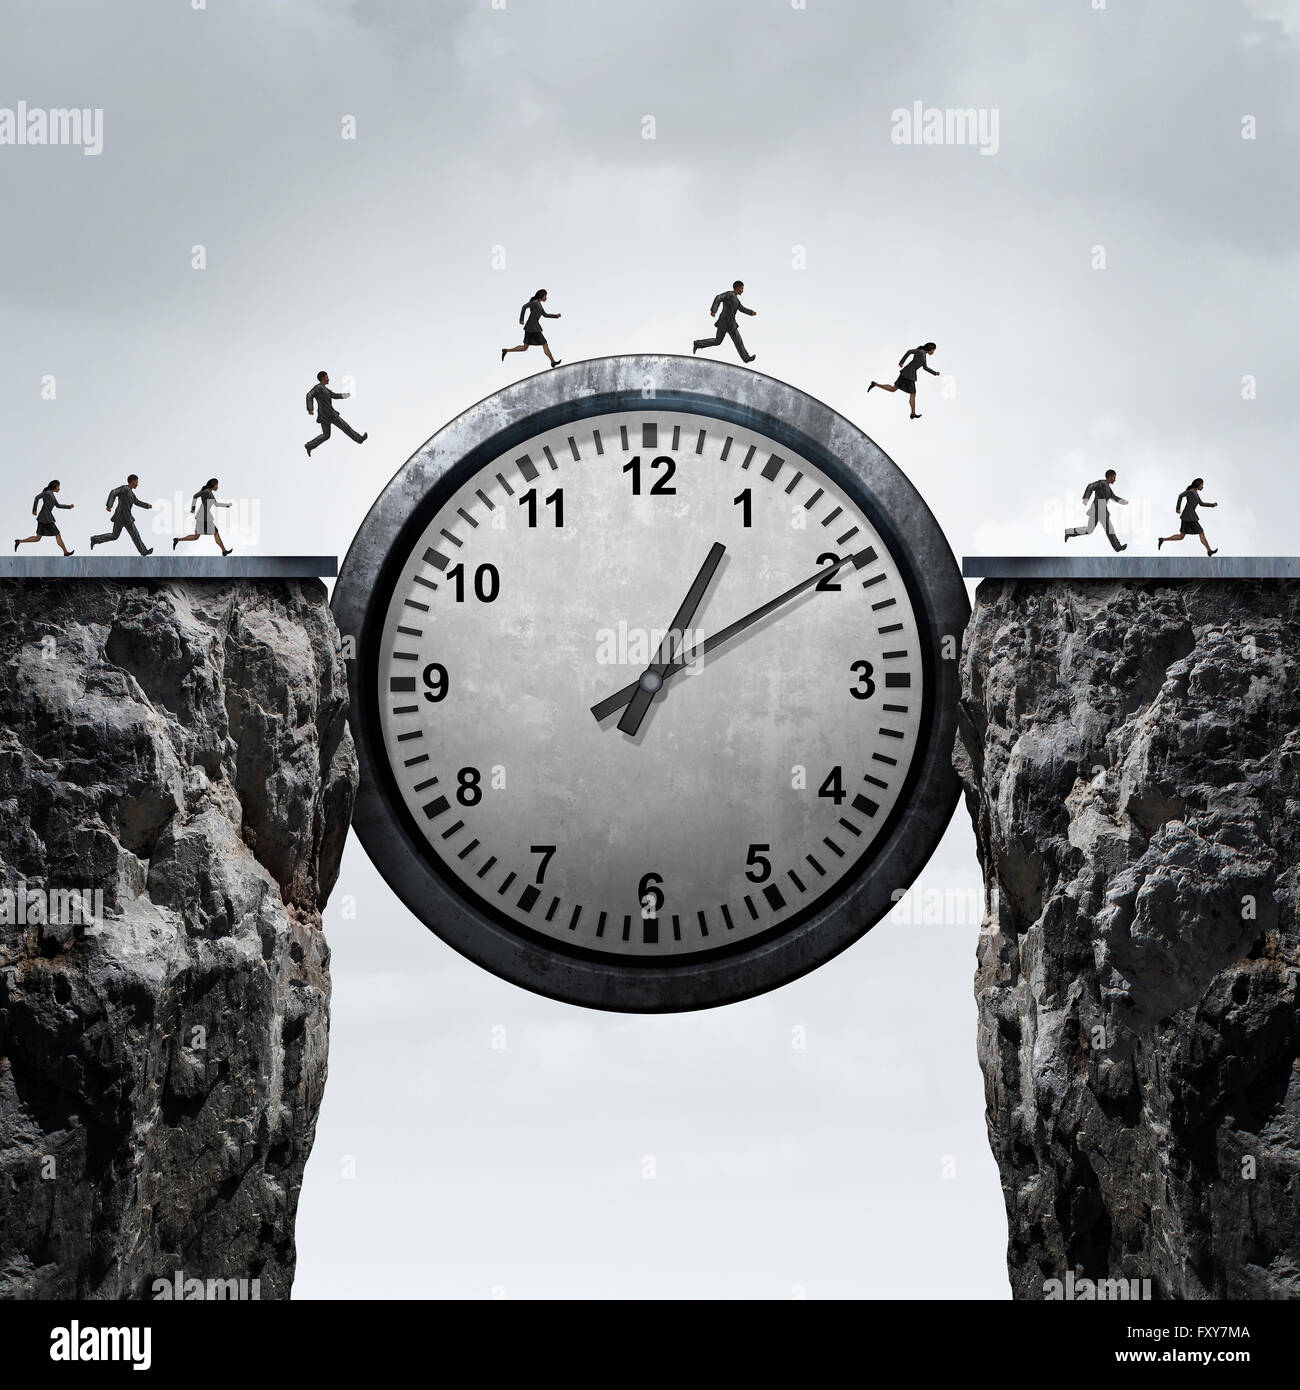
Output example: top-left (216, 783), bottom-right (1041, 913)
top-left (956, 580), bottom-right (1300, 1300)
top-left (0, 580), bottom-right (356, 1299)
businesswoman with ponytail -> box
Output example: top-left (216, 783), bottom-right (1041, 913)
top-left (1159, 478), bottom-right (1219, 555)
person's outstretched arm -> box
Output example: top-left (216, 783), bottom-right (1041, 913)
top-left (739, 300), bottom-right (755, 316)
top-left (133, 492), bottom-right (152, 510)
top-left (56, 498), bottom-right (73, 509)
top-left (926, 363), bottom-right (940, 375)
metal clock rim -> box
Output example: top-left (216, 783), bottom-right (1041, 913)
top-left (333, 354), bottom-right (969, 1012)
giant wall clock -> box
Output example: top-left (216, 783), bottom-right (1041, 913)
top-left (333, 356), bottom-right (968, 1011)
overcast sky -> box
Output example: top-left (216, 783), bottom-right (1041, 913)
top-left (3, 0), bottom-right (1296, 1297)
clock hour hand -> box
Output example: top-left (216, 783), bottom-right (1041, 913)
top-left (591, 550), bottom-right (865, 723)
top-left (617, 541), bottom-right (726, 736)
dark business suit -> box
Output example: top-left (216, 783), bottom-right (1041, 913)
top-left (32, 490), bottom-right (72, 535)
top-left (305, 383), bottom-right (365, 453)
top-left (1066, 478), bottom-right (1127, 551)
top-left (694, 290), bottom-right (756, 361)
top-left (91, 484), bottom-right (151, 554)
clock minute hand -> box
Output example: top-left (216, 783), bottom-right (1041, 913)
top-left (591, 550), bottom-right (864, 723)
top-left (617, 540), bottom-right (726, 736)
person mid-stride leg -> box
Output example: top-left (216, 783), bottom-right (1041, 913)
top-left (869, 342), bottom-right (938, 419)
top-left (504, 289), bottom-right (562, 368)
top-left (693, 280), bottom-right (757, 363)
top-left (1158, 477), bottom-right (1220, 556)
top-left (173, 478), bottom-right (234, 556)
top-left (16, 479), bottom-right (76, 555)
top-left (1064, 469), bottom-right (1129, 552)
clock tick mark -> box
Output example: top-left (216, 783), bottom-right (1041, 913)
top-left (592, 429), bottom-right (604, 455)
top-left (741, 444), bottom-right (756, 470)
top-left (852, 547), bottom-right (878, 569)
top-left (695, 429), bottom-right (707, 454)
top-left (823, 838), bottom-right (845, 858)
top-left (412, 575), bottom-right (437, 592)
top-left (788, 869), bottom-right (806, 893)
top-left (744, 895), bottom-right (759, 920)
top-left (568, 905), bottom-right (582, 931)
top-left (439, 529), bottom-right (462, 549)
top-left (760, 455), bottom-right (783, 482)
top-left (456, 508), bottom-right (478, 528)
top-left (391, 704), bottom-right (417, 715)
top-left (545, 896), bottom-right (561, 923)
top-left (719, 435), bottom-right (733, 461)
top-left (421, 548), bottom-right (449, 572)
top-left (389, 676), bottom-right (416, 693)
top-left (476, 856), bottom-right (497, 879)
top-left (642, 423), bottom-right (657, 448)
top-left (517, 454), bottom-right (539, 481)
top-left (837, 818), bottom-right (862, 837)
top-left (762, 884), bottom-right (786, 911)
top-left (697, 909), bottom-right (708, 937)
top-left (495, 472), bottom-right (515, 496)
top-left (499, 871), bottom-right (516, 894)
top-left (783, 470), bottom-right (803, 494)
top-left (837, 527), bottom-right (860, 545)
top-left (412, 774), bottom-right (437, 791)
top-left (821, 506), bottom-right (843, 527)
top-left (440, 820), bottom-right (464, 839)
top-left (422, 795), bottom-right (449, 820)
top-left (402, 754), bottom-right (429, 769)
top-left (807, 854), bottom-right (826, 876)
top-left (862, 573), bottom-right (887, 589)
top-left (878, 622), bottom-right (904, 634)
top-left (853, 794), bottom-right (879, 817)
top-left (403, 598), bottom-right (430, 612)
top-left (542, 446), bottom-right (558, 471)
top-left (518, 885), bottom-right (540, 913)
top-left (396, 730), bottom-right (422, 743)
top-left (803, 487), bottom-right (823, 510)
top-left (567, 436), bottom-right (580, 461)
top-left (458, 839), bottom-right (480, 860)
top-left (720, 903), bottom-right (735, 930)
top-left (475, 488), bottom-right (495, 510)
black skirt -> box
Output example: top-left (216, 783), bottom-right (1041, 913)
top-left (894, 373), bottom-right (918, 392)
top-left (1180, 510), bottom-right (1202, 535)
top-left (524, 329), bottom-right (547, 346)
top-left (36, 521), bottom-right (59, 536)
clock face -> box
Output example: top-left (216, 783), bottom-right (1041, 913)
top-left (336, 357), bottom-right (967, 1011)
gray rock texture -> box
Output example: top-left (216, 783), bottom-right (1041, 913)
top-left (956, 580), bottom-right (1300, 1299)
top-left (0, 580), bottom-right (356, 1299)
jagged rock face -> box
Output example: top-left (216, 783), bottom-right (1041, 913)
top-left (0, 580), bottom-right (356, 1299)
top-left (955, 580), bottom-right (1300, 1300)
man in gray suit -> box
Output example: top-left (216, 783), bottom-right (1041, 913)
top-left (305, 370), bottom-right (368, 455)
top-left (1065, 469), bottom-right (1129, 551)
top-left (90, 474), bottom-right (154, 554)
top-left (693, 280), bottom-right (757, 363)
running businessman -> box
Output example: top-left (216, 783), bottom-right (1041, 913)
top-left (90, 474), bottom-right (154, 554)
top-left (1065, 470), bottom-right (1129, 552)
top-left (693, 280), bottom-right (757, 363)
top-left (305, 371), bottom-right (368, 455)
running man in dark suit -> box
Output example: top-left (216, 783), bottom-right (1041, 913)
top-left (1159, 477), bottom-right (1219, 555)
top-left (693, 280), bottom-right (757, 363)
top-left (305, 371), bottom-right (368, 455)
top-left (869, 342), bottom-right (939, 419)
top-left (1064, 470), bottom-right (1129, 551)
top-left (503, 289), bottom-right (562, 367)
top-left (90, 474), bottom-right (154, 554)
top-left (14, 479), bottom-right (75, 554)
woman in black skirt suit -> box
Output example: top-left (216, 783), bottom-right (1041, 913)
top-left (1158, 477), bottom-right (1219, 554)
